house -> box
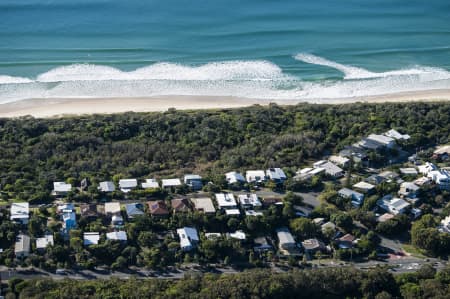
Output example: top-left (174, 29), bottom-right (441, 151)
top-left (321, 221), bottom-right (336, 233)
top-left (400, 168), bottom-right (418, 176)
top-left (294, 167), bottom-right (324, 181)
top-left (365, 174), bottom-right (385, 185)
top-left (118, 179), bottom-right (138, 193)
top-left (427, 169), bottom-right (450, 190)
top-left (266, 168), bottom-right (287, 183)
top-left (147, 200), bottom-right (170, 217)
top-left (184, 174), bottom-right (203, 190)
top-left (111, 215), bottom-right (124, 226)
top-left (10, 202), bottom-right (29, 225)
top-left (225, 171), bottom-right (246, 185)
top-left (352, 181), bottom-right (376, 194)
top-left (104, 202), bottom-right (121, 215)
top-left (276, 227), bottom-right (296, 251)
top-left (337, 234), bottom-right (356, 249)
top-left (338, 188), bottom-right (364, 207)
top-left (83, 232), bottom-right (100, 246)
top-left (106, 231), bottom-right (127, 242)
top-left (125, 203), bottom-right (144, 219)
top-left (301, 238), bottom-right (325, 253)
top-left (190, 197), bottom-right (216, 214)
top-left (98, 181), bottom-right (115, 193)
top-left (171, 198), bottom-right (191, 213)
top-left (398, 182), bottom-right (420, 199)
top-left (177, 227), bottom-right (199, 251)
top-left (142, 179), bottom-right (159, 189)
top-left (237, 193), bottom-right (262, 209)
top-left (377, 213), bottom-right (394, 223)
top-left (384, 129), bottom-right (410, 141)
top-left (414, 176), bottom-right (431, 187)
top-left (36, 234), bottom-right (54, 251)
top-left (378, 171), bottom-right (399, 182)
top-left (205, 233), bottom-right (221, 240)
top-left (329, 155), bottom-right (350, 168)
top-left (162, 178), bottom-right (182, 189)
top-left (411, 208), bottom-right (422, 219)
top-left (339, 146), bottom-right (368, 164)
top-left (62, 210), bottom-right (76, 232)
top-left (366, 134), bottom-right (395, 148)
top-left (80, 204), bottom-right (98, 220)
top-left (433, 145), bottom-right (450, 160)
top-left (294, 205), bottom-right (313, 218)
top-left (229, 230), bottom-right (246, 240)
top-left (215, 193), bottom-right (240, 215)
top-left (253, 237), bottom-right (273, 252)
top-left (418, 162), bottom-right (437, 176)
top-left (313, 160), bottom-right (344, 178)
top-left (57, 203), bottom-right (74, 214)
top-left (440, 216), bottom-right (450, 233)
top-left (377, 196), bottom-right (411, 215)
top-left (14, 234), bottom-right (30, 259)
top-left (53, 182), bottom-right (72, 196)
top-left (245, 170), bottom-right (266, 184)
top-left (245, 210), bottom-right (264, 216)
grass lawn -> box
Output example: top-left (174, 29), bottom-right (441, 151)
top-left (402, 244), bottom-right (427, 258)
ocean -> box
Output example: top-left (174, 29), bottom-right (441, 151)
top-left (1, 0), bottom-right (450, 103)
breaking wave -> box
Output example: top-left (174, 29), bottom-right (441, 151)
top-left (1, 55), bottom-right (450, 104)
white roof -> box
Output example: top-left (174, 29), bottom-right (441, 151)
top-left (400, 168), bottom-right (418, 175)
top-left (400, 182), bottom-right (420, 191)
top-left (237, 193), bottom-right (262, 207)
top-left (245, 210), bottom-right (264, 216)
top-left (414, 176), bottom-right (431, 186)
top-left (384, 129), bottom-right (410, 140)
top-left (367, 134), bottom-right (395, 145)
top-left (276, 228), bottom-right (295, 246)
top-left (99, 181), bottom-right (115, 192)
top-left (142, 179), bottom-right (159, 189)
top-left (10, 202), bottom-right (29, 220)
top-left (266, 168), bottom-right (287, 180)
top-left (353, 181), bottom-right (375, 191)
top-left (225, 209), bottom-right (241, 215)
top-left (428, 169), bottom-right (450, 184)
top-left (119, 179), bottom-right (137, 190)
top-left (377, 197), bottom-right (410, 215)
top-left (190, 197), bottom-right (216, 213)
top-left (177, 227), bottom-right (199, 249)
top-left (162, 178), bottom-right (182, 187)
top-left (53, 182), bottom-right (72, 193)
top-left (298, 167), bottom-right (313, 174)
top-left (36, 235), bottom-right (54, 249)
top-left (184, 174), bottom-right (202, 180)
top-left (225, 171), bottom-right (246, 184)
top-left (205, 233), bottom-right (221, 239)
top-left (15, 234), bottom-right (30, 253)
top-left (83, 232), bottom-right (100, 246)
top-left (434, 145), bottom-right (450, 155)
top-left (245, 170), bottom-right (266, 182)
top-left (314, 161), bottom-right (343, 176)
top-left (104, 202), bottom-right (121, 214)
top-left (215, 193), bottom-right (237, 208)
top-left (329, 155), bottom-right (349, 165)
top-left (418, 162), bottom-right (437, 175)
top-left (106, 231), bottom-right (127, 241)
top-left (229, 230), bottom-right (246, 240)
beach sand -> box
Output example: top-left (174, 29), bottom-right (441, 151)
top-left (1, 89), bottom-right (450, 118)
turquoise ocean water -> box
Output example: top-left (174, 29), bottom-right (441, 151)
top-left (0, 0), bottom-right (449, 103)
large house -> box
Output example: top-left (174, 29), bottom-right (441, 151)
top-left (190, 197), bottom-right (216, 214)
top-left (177, 227), bottom-right (199, 251)
top-left (215, 193), bottom-right (240, 215)
top-left (338, 188), bottom-right (364, 207)
top-left (377, 196), bottom-right (411, 215)
top-left (184, 174), bottom-right (203, 190)
top-left (266, 168), bottom-right (287, 183)
top-left (313, 160), bottom-right (343, 178)
top-left (245, 170), bottom-right (266, 184)
top-left (119, 179), bottom-right (138, 193)
top-left (10, 202), bottom-right (29, 225)
top-left (359, 134), bottom-right (395, 150)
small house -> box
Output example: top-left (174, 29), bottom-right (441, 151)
top-left (98, 181), bottom-right (115, 193)
top-left (125, 203), bottom-right (144, 219)
top-left (10, 202), bottom-right (29, 225)
top-left (162, 178), bottom-right (182, 189)
top-left (377, 196), bottom-right (411, 215)
top-left (276, 227), bottom-right (296, 251)
top-left (53, 182), bottom-right (72, 196)
top-left (177, 227), bottom-right (199, 251)
top-left (190, 197), bottom-right (216, 214)
top-left (15, 234), bottom-right (30, 259)
top-left (301, 238), bottom-right (325, 253)
top-left (119, 179), bottom-right (138, 193)
top-left (225, 171), bottom-right (246, 185)
top-left (313, 160), bottom-right (344, 178)
top-left (184, 174), bottom-right (203, 190)
top-left (104, 202), bottom-right (121, 215)
top-left (36, 234), bottom-right (54, 251)
top-left (338, 188), bottom-right (364, 207)
top-left (80, 204), bottom-right (98, 220)
top-left (266, 168), bottom-right (287, 183)
top-left (106, 231), bottom-right (127, 242)
top-left (142, 179), bottom-right (160, 189)
top-left (147, 200), bottom-right (170, 217)
top-left (83, 232), bottom-right (100, 246)
top-left (170, 198), bottom-right (191, 213)
top-left (245, 170), bottom-right (266, 184)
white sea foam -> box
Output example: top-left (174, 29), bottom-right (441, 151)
top-left (0, 57), bottom-right (450, 104)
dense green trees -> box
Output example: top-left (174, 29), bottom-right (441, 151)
top-left (411, 215), bottom-right (450, 257)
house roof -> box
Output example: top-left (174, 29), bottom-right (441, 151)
top-left (162, 178), bottom-right (182, 188)
top-left (338, 188), bottom-right (364, 199)
top-left (142, 179), bottom-right (159, 189)
top-left (170, 198), bottom-right (190, 212)
top-left (329, 155), bottom-right (350, 166)
top-left (367, 134), bottom-right (395, 145)
top-left (177, 227), bottom-right (199, 249)
top-left (106, 231), bottom-right (127, 241)
top-left (104, 202), bottom-right (121, 214)
top-left (301, 238), bottom-right (324, 251)
top-left (125, 203), bottom-right (144, 217)
top-left (229, 230), bottom-right (246, 240)
top-left (215, 193), bottom-right (237, 208)
top-left (225, 209), bottom-right (241, 215)
top-left (384, 129), bottom-right (410, 140)
top-left (353, 181), bottom-right (375, 191)
top-left (119, 179), bottom-right (137, 190)
top-left (99, 181), bottom-right (115, 192)
top-left (225, 171), bottom-right (246, 184)
top-left (15, 234), bottom-right (30, 253)
top-left (53, 182), bottom-right (72, 193)
top-left (434, 145), bottom-right (450, 155)
top-left (83, 232), bottom-right (100, 246)
top-left (80, 204), bottom-right (98, 217)
top-left (184, 174), bottom-right (202, 181)
top-left (190, 197), bottom-right (216, 213)
top-left (245, 170), bottom-right (266, 182)
top-left (400, 168), bottom-right (418, 175)
top-left (36, 235), bottom-right (54, 249)
top-left (313, 161), bottom-right (343, 176)
top-left (147, 200), bottom-right (170, 215)
top-left (237, 193), bottom-right (262, 207)
top-left (266, 168), bottom-right (287, 181)
top-left (276, 227), bottom-right (295, 245)
top-left (10, 202), bottom-right (29, 220)
top-left (378, 213), bottom-right (395, 222)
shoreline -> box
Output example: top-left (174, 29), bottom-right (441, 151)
top-left (1, 89), bottom-right (450, 118)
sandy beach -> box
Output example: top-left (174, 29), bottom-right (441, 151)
top-left (1, 89), bottom-right (450, 118)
